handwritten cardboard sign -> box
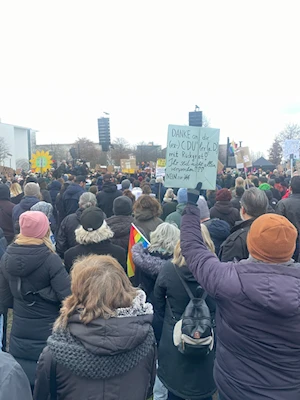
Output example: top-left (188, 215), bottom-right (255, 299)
top-left (165, 125), bottom-right (220, 190)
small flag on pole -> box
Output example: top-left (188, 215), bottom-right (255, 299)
top-left (127, 224), bottom-right (150, 278)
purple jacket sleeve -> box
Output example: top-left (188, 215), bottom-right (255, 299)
top-left (180, 204), bottom-right (241, 300)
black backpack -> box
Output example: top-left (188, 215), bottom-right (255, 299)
top-left (168, 265), bottom-right (214, 357)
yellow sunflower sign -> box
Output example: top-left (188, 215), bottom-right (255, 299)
top-left (30, 151), bottom-right (53, 173)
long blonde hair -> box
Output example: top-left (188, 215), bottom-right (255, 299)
top-left (172, 224), bottom-right (215, 267)
top-left (10, 182), bottom-right (23, 197)
top-left (54, 255), bottom-right (137, 330)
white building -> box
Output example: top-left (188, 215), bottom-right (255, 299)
top-left (0, 121), bottom-right (37, 170)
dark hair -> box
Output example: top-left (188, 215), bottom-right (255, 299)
top-left (259, 176), bottom-right (268, 184)
top-left (268, 179), bottom-right (275, 187)
top-left (26, 176), bottom-right (38, 184)
top-left (123, 190), bottom-right (135, 204)
top-left (235, 186), bottom-right (245, 197)
top-left (251, 177), bottom-right (259, 187)
top-left (142, 184), bottom-right (152, 195)
top-left (133, 180), bottom-right (140, 188)
top-left (240, 187), bottom-right (268, 218)
top-left (291, 176), bottom-right (300, 194)
top-left (133, 195), bottom-right (162, 218)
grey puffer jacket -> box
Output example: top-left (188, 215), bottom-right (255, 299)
top-left (34, 297), bottom-right (156, 400)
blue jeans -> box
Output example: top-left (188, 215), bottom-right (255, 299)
top-left (153, 375), bottom-right (168, 400)
top-left (0, 314), bottom-right (3, 350)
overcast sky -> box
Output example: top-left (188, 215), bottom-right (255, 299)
top-left (1, 0), bottom-right (300, 156)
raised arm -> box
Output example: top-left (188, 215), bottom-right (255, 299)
top-left (180, 203), bottom-right (241, 300)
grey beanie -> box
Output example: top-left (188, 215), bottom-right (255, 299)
top-left (31, 201), bottom-right (53, 219)
top-left (121, 179), bottom-right (131, 190)
top-left (24, 182), bottom-right (41, 198)
top-left (113, 196), bottom-right (133, 216)
top-left (197, 197), bottom-right (210, 220)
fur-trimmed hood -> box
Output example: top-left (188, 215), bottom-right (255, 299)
top-left (75, 221), bottom-right (114, 245)
top-left (131, 242), bottom-right (171, 278)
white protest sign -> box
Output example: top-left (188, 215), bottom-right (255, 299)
top-left (283, 140), bottom-right (300, 160)
top-left (165, 125), bottom-right (220, 190)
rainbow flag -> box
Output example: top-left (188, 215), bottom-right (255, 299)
top-left (229, 140), bottom-right (238, 156)
top-left (127, 224), bottom-right (150, 278)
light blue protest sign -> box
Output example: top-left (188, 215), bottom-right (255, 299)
top-left (165, 125), bottom-right (220, 190)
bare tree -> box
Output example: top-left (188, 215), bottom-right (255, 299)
top-left (277, 123), bottom-right (300, 144)
top-left (250, 150), bottom-right (265, 163)
top-left (0, 137), bottom-right (10, 165)
top-left (74, 138), bottom-right (103, 168)
top-left (110, 137), bottom-right (132, 165)
top-left (202, 114), bottom-right (211, 128)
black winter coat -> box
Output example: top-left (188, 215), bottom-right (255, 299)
top-left (64, 240), bottom-right (126, 272)
top-left (230, 195), bottom-right (242, 211)
top-left (161, 200), bottom-right (177, 221)
top-left (96, 183), bottom-right (122, 218)
top-left (41, 189), bottom-right (52, 204)
top-left (0, 244), bottom-right (71, 386)
top-left (10, 192), bottom-right (24, 205)
top-left (210, 201), bottom-right (241, 229)
top-left (63, 184), bottom-right (85, 217)
top-left (219, 218), bottom-right (255, 262)
top-left (56, 209), bottom-right (82, 257)
top-left (202, 218), bottom-right (231, 256)
top-left (0, 199), bottom-right (15, 243)
top-left (34, 313), bottom-right (156, 400)
top-left (12, 196), bottom-right (40, 232)
top-left (154, 261), bottom-right (216, 400)
top-left (106, 215), bottom-right (134, 254)
top-left (276, 193), bottom-right (300, 233)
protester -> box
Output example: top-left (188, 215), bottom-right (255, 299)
top-left (96, 173), bottom-right (122, 218)
top-left (165, 188), bottom-right (187, 228)
top-left (230, 186), bottom-right (244, 211)
top-left (153, 176), bottom-right (167, 203)
top-left (268, 178), bottom-right (282, 201)
top-left (123, 189), bottom-right (136, 204)
top-left (0, 352), bottom-right (33, 400)
top-left (63, 175), bottom-right (86, 218)
top-left (276, 175), bottom-right (300, 260)
top-left (0, 211), bottom-right (70, 389)
top-left (0, 184), bottom-right (15, 244)
top-left (64, 207), bottom-right (126, 272)
top-left (142, 183), bottom-right (154, 196)
top-left (206, 189), bottom-right (216, 209)
top-left (199, 197), bottom-right (231, 256)
top-left (154, 238), bottom-right (216, 400)
top-left (132, 222), bottom-right (180, 304)
top-left (56, 192), bottom-right (97, 258)
top-left (132, 180), bottom-right (143, 200)
top-left (31, 201), bottom-right (56, 247)
top-left (220, 187), bottom-right (268, 261)
top-left (121, 178), bottom-right (131, 191)
top-left (181, 193), bottom-right (300, 400)
top-left (106, 196), bottom-right (134, 254)
top-left (37, 177), bottom-right (52, 204)
top-left (12, 182), bottom-right (41, 232)
top-left (10, 182), bottom-right (24, 205)
top-left (48, 179), bottom-right (62, 206)
top-left (209, 188), bottom-right (241, 228)
top-left (133, 195), bottom-right (163, 240)
top-left (161, 188), bottom-right (177, 221)
top-left (34, 255), bottom-right (156, 400)
top-left (89, 185), bottom-right (98, 195)
top-left (235, 176), bottom-right (244, 188)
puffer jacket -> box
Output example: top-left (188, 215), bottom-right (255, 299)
top-left (0, 199), bottom-right (15, 243)
top-left (49, 180), bottom-right (62, 205)
top-left (202, 218), bottom-right (231, 256)
top-left (0, 243), bottom-right (71, 386)
top-left (133, 209), bottom-right (163, 241)
top-left (165, 203), bottom-right (185, 228)
top-left (210, 201), bottom-right (241, 228)
top-left (33, 296), bottom-right (156, 400)
top-left (56, 209), bottom-right (83, 258)
top-left (106, 214), bottom-right (134, 254)
top-left (181, 204), bottom-right (300, 400)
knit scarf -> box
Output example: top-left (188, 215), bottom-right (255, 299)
top-left (47, 290), bottom-right (155, 379)
top-left (15, 234), bottom-right (55, 253)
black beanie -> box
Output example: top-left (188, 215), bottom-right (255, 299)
top-left (80, 206), bottom-right (105, 231)
top-left (0, 184), bottom-right (10, 200)
top-left (113, 196), bottom-right (132, 216)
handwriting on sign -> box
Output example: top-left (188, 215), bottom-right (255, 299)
top-left (165, 125), bottom-right (220, 190)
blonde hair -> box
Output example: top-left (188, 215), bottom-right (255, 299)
top-left (172, 225), bottom-right (215, 267)
top-left (10, 182), bottom-right (23, 197)
top-left (54, 255), bottom-right (137, 330)
top-left (148, 222), bottom-right (180, 255)
top-left (235, 177), bottom-right (244, 188)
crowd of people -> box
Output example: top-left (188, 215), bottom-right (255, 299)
top-left (0, 165), bottom-right (300, 399)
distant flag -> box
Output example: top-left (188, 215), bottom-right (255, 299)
top-left (127, 224), bottom-right (150, 278)
top-left (229, 140), bottom-right (238, 156)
